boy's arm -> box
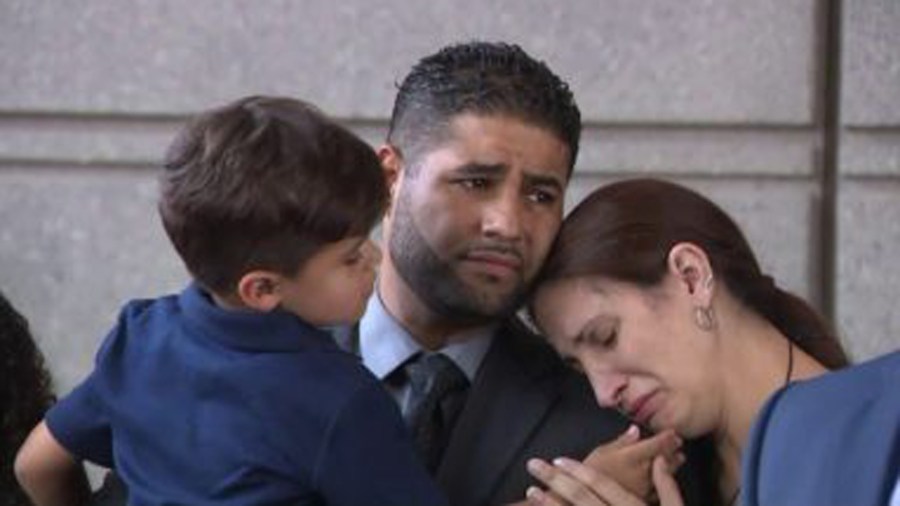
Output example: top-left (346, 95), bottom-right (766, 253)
top-left (15, 420), bottom-right (92, 506)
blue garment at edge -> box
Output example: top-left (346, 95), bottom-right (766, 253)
top-left (741, 350), bottom-right (900, 506)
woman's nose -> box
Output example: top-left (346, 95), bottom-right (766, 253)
top-left (586, 369), bottom-right (627, 409)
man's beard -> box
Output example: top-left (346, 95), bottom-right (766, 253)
top-left (388, 188), bottom-right (528, 323)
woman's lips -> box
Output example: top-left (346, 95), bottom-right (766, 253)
top-left (627, 391), bottom-right (660, 426)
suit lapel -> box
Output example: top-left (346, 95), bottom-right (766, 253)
top-left (437, 320), bottom-right (561, 506)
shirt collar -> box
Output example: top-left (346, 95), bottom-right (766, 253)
top-left (358, 292), bottom-right (494, 382)
top-left (180, 283), bottom-right (336, 353)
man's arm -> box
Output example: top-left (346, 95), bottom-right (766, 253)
top-left (15, 420), bottom-right (91, 506)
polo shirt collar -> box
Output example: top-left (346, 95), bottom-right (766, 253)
top-left (179, 283), bottom-right (336, 353)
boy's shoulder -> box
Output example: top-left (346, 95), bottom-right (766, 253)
top-left (115, 291), bottom-right (181, 323)
top-left (90, 292), bottom-right (183, 360)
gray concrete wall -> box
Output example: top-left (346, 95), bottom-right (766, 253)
top-left (1, 0), bottom-right (897, 395)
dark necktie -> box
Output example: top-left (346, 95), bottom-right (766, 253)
top-left (402, 353), bottom-right (470, 472)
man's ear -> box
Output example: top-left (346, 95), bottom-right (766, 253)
top-left (666, 242), bottom-right (715, 305)
top-left (236, 271), bottom-right (282, 312)
top-left (377, 144), bottom-right (404, 196)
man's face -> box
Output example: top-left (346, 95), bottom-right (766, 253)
top-left (385, 113), bottom-right (571, 322)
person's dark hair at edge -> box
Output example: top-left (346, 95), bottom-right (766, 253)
top-left (387, 41), bottom-right (581, 172)
top-left (532, 177), bottom-right (850, 506)
top-left (160, 95), bottom-right (388, 295)
top-left (1, 291), bottom-right (55, 506)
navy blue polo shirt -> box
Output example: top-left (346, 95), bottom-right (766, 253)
top-left (47, 283), bottom-right (446, 506)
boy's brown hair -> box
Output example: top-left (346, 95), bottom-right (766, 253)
top-left (159, 96), bottom-right (387, 295)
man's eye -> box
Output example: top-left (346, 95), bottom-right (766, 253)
top-left (459, 178), bottom-right (490, 190)
top-left (527, 188), bottom-right (558, 204)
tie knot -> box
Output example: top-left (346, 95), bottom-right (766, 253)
top-left (405, 353), bottom-right (468, 398)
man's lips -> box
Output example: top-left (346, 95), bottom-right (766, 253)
top-left (462, 250), bottom-right (523, 276)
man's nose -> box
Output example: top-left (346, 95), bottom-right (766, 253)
top-left (482, 188), bottom-right (523, 241)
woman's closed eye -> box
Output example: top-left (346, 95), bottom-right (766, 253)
top-left (562, 355), bottom-right (584, 373)
top-left (585, 325), bottom-right (617, 350)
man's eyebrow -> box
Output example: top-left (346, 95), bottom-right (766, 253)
top-left (451, 162), bottom-right (507, 176)
top-left (524, 173), bottom-right (565, 193)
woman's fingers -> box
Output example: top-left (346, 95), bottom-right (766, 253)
top-left (621, 429), bottom-right (682, 462)
top-left (651, 456), bottom-right (685, 506)
top-left (609, 424), bottom-right (642, 449)
top-left (552, 458), bottom-right (646, 506)
top-left (584, 425), bottom-right (642, 463)
top-left (525, 486), bottom-right (569, 506)
top-left (664, 451), bottom-right (686, 474)
top-left (527, 458), bottom-right (609, 506)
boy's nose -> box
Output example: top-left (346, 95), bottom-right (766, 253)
top-left (365, 240), bottom-right (382, 266)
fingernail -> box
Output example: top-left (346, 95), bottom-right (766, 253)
top-left (627, 424), bottom-right (640, 437)
top-left (527, 458), bottom-right (545, 473)
top-left (526, 486), bottom-right (543, 499)
top-left (552, 457), bottom-right (576, 469)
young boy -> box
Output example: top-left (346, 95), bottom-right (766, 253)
top-left (14, 96), bottom-right (447, 506)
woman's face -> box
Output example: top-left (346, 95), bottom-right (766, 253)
top-left (532, 275), bottom-right (720, 437)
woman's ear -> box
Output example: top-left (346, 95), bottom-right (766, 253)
top-left (236, 271), bottom-right (282, 312)
top-left (667, 242), bottom-right (715, 305)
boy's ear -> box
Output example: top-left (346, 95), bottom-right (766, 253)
top-left (666, 242), bottom-right (715, 305)
top-left (236, 271), bottom-right (282, 312)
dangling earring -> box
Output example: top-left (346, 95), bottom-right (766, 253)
top-left (694, 306), bottom-right (716, 331)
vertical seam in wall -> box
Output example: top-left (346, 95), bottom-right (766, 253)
top-left (820, 0), bottom-right (842, 321)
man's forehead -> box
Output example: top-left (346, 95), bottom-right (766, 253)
top-left (444, 114), bottom-right (571, 169)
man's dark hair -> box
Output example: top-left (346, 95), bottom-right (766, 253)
top-left (159, 95), bottom-right (387, 295)
top-left (387, 41), bottom-right (581, 171)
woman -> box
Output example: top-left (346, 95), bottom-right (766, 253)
top-left (1, 291), bottom-right (56, 506)
top-left (524, 178), bottom-right (849, 506)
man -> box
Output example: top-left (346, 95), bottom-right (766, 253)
top-left (338, 41), bottom-right (630, 506)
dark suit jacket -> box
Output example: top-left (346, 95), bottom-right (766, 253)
top-left (426, 318), bottom-right (628, 506)
top-left (741, 350), bottom-right (900, 506)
